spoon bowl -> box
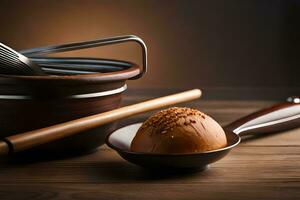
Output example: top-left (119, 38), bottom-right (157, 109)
top-left (106, 100), bottom-right (300, 170)
top-left (107, 123), bottom-right (240, 170)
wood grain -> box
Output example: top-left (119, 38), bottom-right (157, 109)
top-left (0, 182), bottom-right (299, 200)
top-left (0, 146), bottom-right (300, 184)
top-left (0, 98), bottom-right (299, 200)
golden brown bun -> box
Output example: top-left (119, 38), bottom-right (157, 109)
top-left (130, 107), bottom-right (227, 154)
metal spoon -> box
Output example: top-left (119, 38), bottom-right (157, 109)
top-left (106, 97), bottom-right (300, 170)
top-left (0, 43), bottom-right (44, 75)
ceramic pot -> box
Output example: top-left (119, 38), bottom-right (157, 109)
top-left (0, 58), bottom-right (141, 156)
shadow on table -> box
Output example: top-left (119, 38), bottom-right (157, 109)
top-left (0, 148), bottom-right (97, 168)
top-left (90, 159), bottom-right (212, 182)
top-left (0, 148), bottom-right (211, 182)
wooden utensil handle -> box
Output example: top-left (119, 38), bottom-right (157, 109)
top-left (225, 101), bottom-right (300, 136)
top-left (0, 89), bottom-right (201, 155)
top-left (0, 141), bottom-right (9, 155)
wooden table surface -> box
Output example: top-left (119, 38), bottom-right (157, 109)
top-left (0, 94), bottom-right (299, 200)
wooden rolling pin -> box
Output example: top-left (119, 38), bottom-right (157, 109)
top-left (0, 89), bottom-right (201, 155)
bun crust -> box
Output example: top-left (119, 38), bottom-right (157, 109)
top-left (130, 107), bottom-right (227, 154)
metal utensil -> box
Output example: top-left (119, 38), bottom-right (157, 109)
top-left (33, 57), bottom-right (127, 75)
top-left (41, 64), bottom-right (96, 75)
top-left (0, 43), bottom-right (43, 75)
top-left (20, 35), bottom-right (147, 79)
top-left (106, 97), bottom-right (300, 170)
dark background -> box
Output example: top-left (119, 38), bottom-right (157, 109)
top-left (0, 0), bottom-right (299, 99)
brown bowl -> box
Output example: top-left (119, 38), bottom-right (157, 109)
top-left (0, 58), bottom-right (140, 156)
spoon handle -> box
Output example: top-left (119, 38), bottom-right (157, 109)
top-left (225, 98), bottom-right (300, 136)
top-left (0, 89), bottom-right (201, 155)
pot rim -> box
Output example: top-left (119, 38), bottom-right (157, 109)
top-left (0, 58), bottom-right (140, 84)
top-left (0, 84), bottom-right (127, 100)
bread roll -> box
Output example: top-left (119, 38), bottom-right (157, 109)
top-left (130, 107), bottom-right (227, 153)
